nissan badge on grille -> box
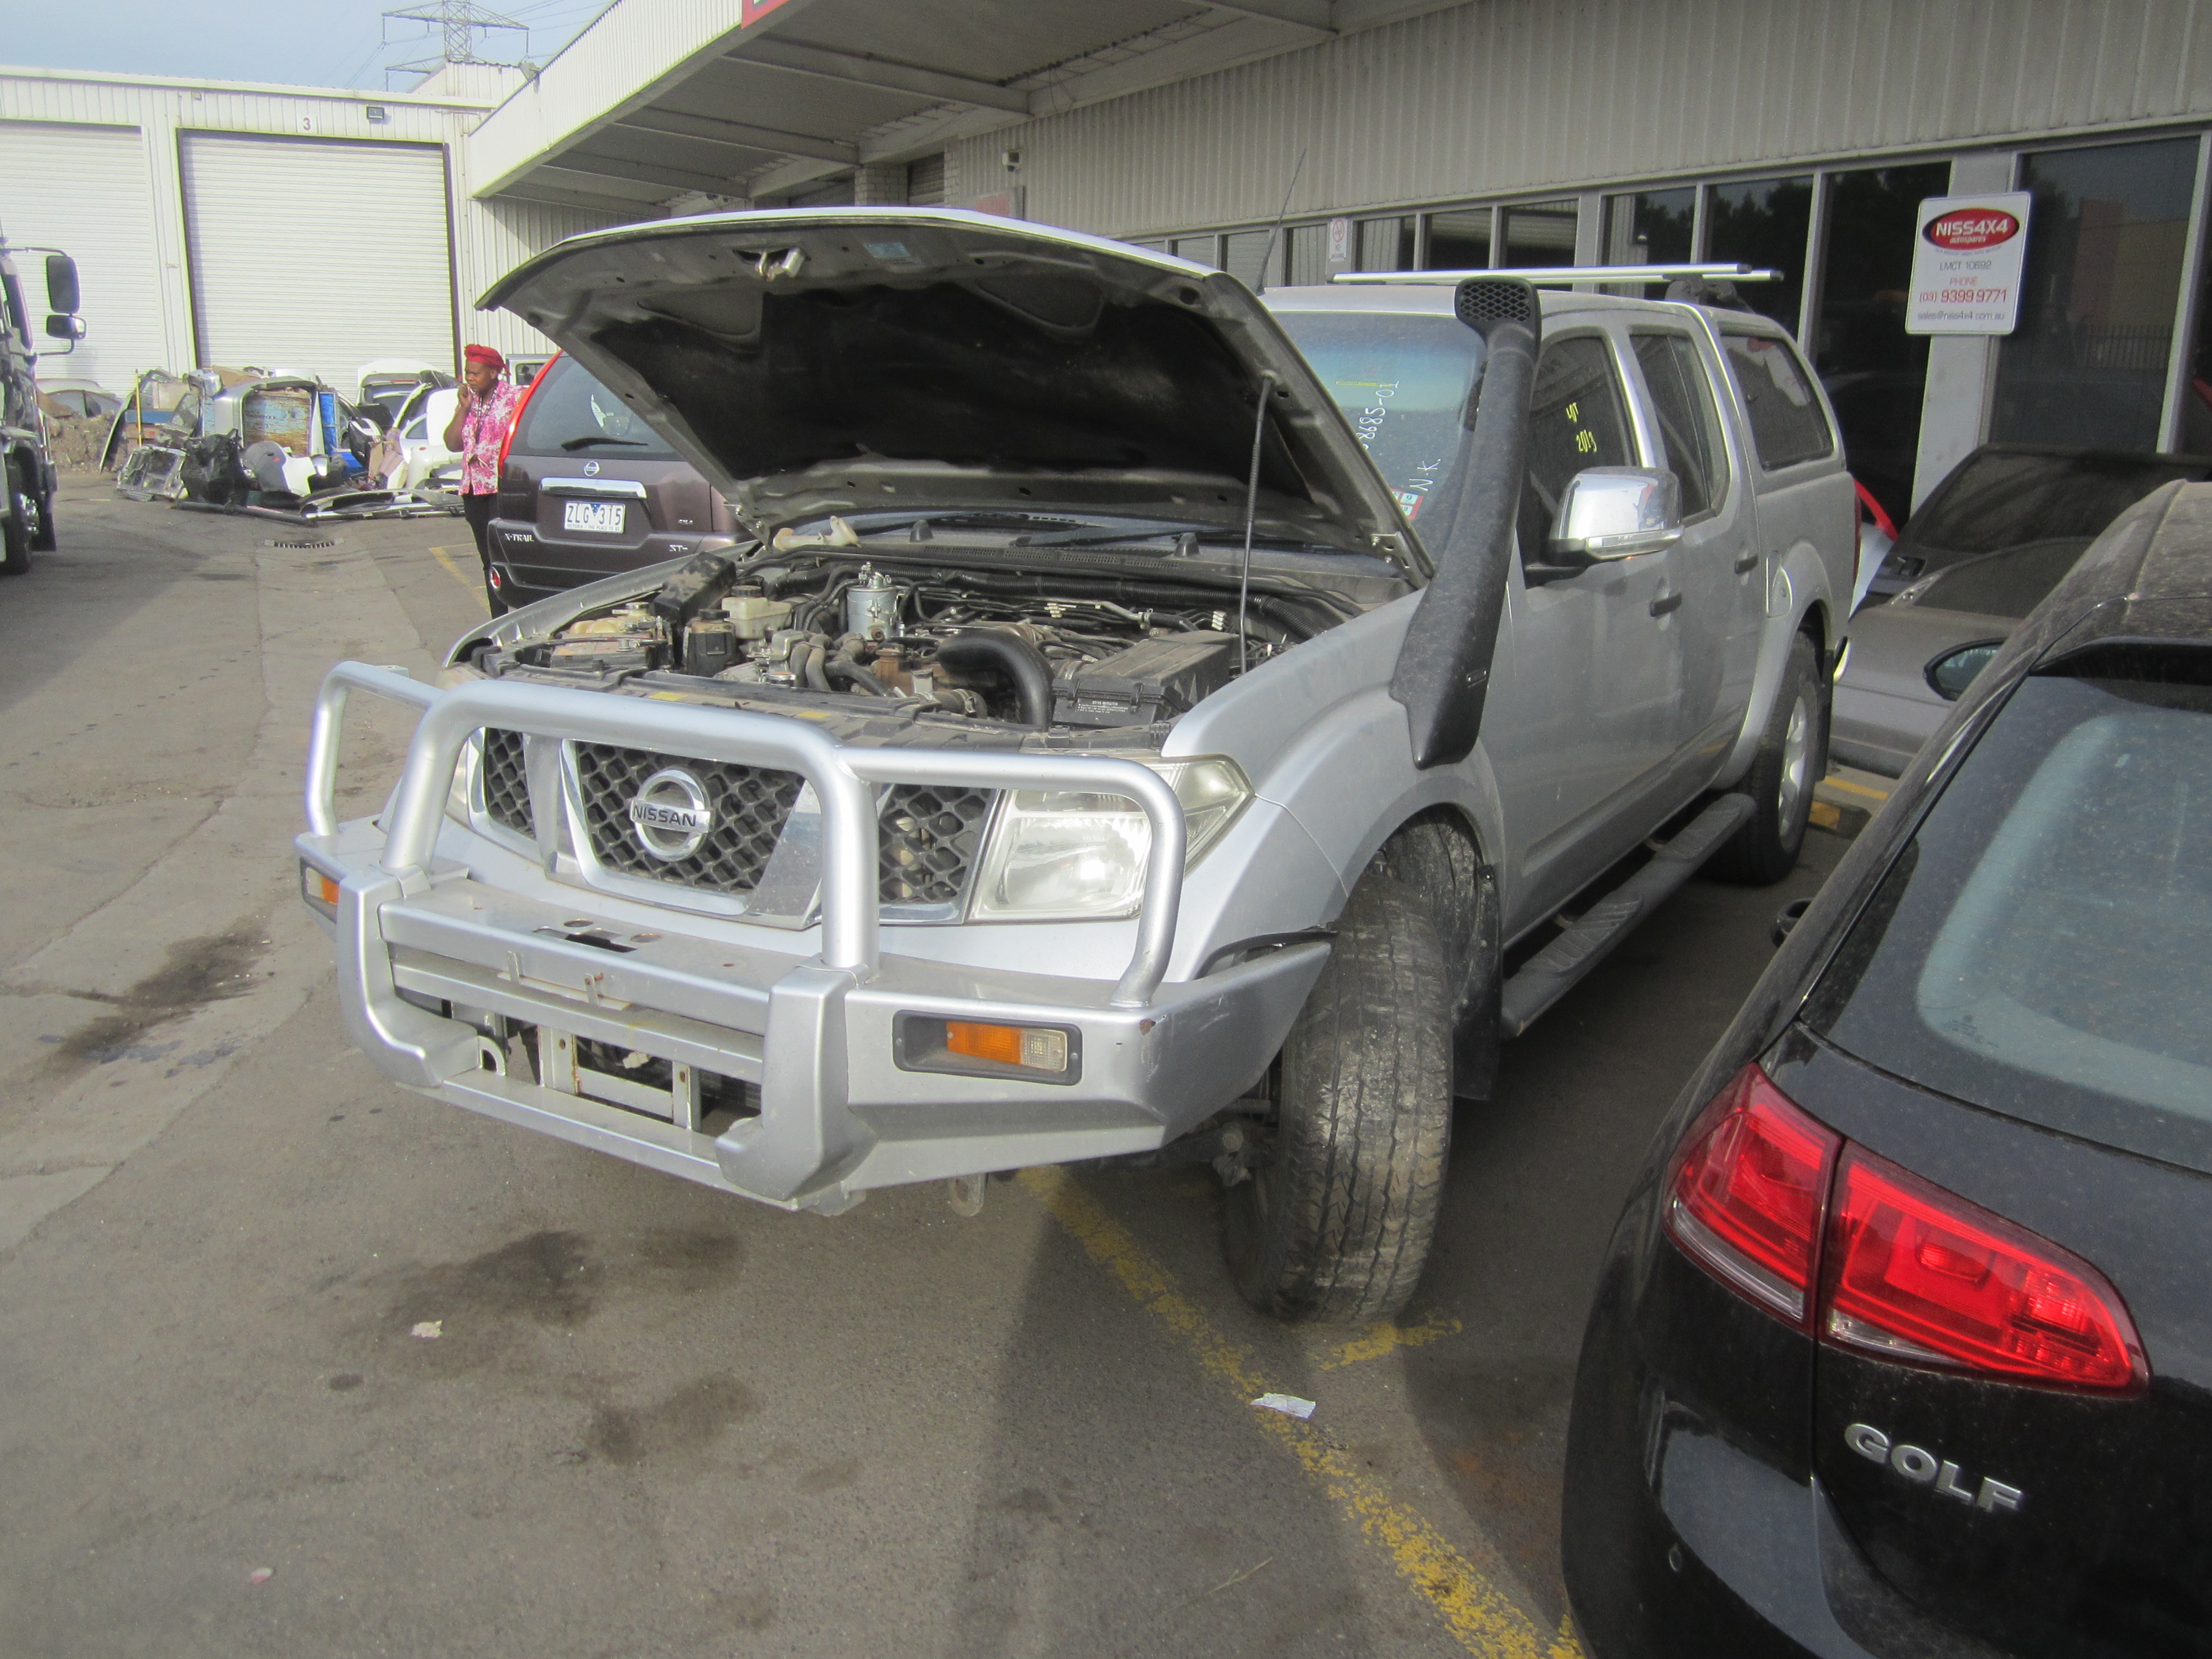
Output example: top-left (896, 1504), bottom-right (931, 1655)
top-left (628, 768), bottom-right (713, 860)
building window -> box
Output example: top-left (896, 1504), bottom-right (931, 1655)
top-left (1813, 162), bottom-right (1949, 526)
top-left (1423, 208), bottom-right (1491, 270)
top-left (1499, 198), bottom-right (1578, 268)
top-left (1222, 228), bottom-right (1271, 290)
top-left (1173, 234), bottom-right (1220, 268)
top-left (1601, 187), bottom-right (1695, 283)
top-left (1706, 175), bottom-right (1814, 330)
top-left (1992, 137), bottom-right (2200, 452)
top-left (1358, 216), bottom-right (1415, 272)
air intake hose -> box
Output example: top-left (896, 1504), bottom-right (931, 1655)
top-left (1389, 276), bottom-right (1540, 769)
top-left (937, 629), bottom-right (1053, 728)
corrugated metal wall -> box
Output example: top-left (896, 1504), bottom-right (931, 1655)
top-left (951, 0), bottom-right (2212, 237)
top-left (0, 71), bottom-right (620, 385)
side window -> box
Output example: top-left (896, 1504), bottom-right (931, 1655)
top-left (1632, 332), bottom-right (1729, 519)
top-left (404, 417), bottom-right (427, 441)
top-left (1520, 333), bottom-right (1635, 556)
top-left (1720, 332), bottom-right (1834, 471)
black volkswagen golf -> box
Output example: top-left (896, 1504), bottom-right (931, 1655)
top-left (1563, 481), bottom-right (2212, 1658)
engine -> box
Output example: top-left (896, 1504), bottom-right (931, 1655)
top-left (515, 552), bottom-right (1330, 732)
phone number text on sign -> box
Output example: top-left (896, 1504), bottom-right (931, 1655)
top-left (1907, 192), bottom-right (2032, 336)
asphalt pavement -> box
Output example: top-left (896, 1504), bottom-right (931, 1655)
top-left (0, 481), bottom-right (1844, 1658)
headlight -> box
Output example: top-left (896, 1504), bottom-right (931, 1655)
top-left (970, 757), bottom-right (1250, 921)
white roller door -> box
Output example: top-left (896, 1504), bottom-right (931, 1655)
top-left (180, 134), bottom-right (455, 390)
top-left (0, 121), bottom-right (166, 393)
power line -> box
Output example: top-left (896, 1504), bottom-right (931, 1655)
top-left (381, 0), bottom-right (528, 82)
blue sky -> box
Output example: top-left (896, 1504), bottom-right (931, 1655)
top-left (0, 0), bottom-right (608, 91)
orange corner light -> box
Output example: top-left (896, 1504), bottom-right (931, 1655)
top-left (302, 864), bottom-right (340, 911)
top-left (945, 1020), bottom-right (1068, 1073)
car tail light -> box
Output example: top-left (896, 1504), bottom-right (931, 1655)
top-left (1822, 1147), bottom-right (2147, 1393)
top-left (1666, 1065), bottom-right (1841, 1327)
top-left (1664, 1067), bottom-right (2150, 1392)
top-left (495, 349), bottom-right (556, 478)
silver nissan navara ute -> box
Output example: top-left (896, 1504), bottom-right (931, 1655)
top-left (299, 210), bottom-right (1851, 1323)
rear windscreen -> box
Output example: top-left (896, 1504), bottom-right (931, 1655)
top-left (1807, 650), bottom-right (2212, 1173)
top-left (509, 355), bottom-right (680, 461)
top-left (1908, 452), bottom-right (2209, 557)
top-left (1910, 537), bottom-right (2091, 618)
top-left (1272, 310), bottom-right (1481, 528)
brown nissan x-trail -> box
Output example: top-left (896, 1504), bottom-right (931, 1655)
top-left (490, 352), bottom-right (738, 609)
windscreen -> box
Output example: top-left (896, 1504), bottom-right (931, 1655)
top-left (1908, 451), bottom-right (2209, 557)
top-left (510, 354), bottom-right (679, 461)
top-left (1273, 311), bottom-right (1481, 528)
top-left (1807, 649), bottom-right (2212, 1173)
top-left (1910, 536), bottom-right (2091, 618)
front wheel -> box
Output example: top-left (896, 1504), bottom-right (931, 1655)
top-left (1226, 867), bottom-right (1452, 1324)
top-left (1708, 633), bottom-right (1825, 885)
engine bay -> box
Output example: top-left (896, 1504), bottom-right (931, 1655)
top-left (487, 546), bottom-right (1366, 735)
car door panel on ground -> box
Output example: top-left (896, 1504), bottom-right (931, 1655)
top-left (494, 353), bottom-right (736, 606)
top-left (1490, 324), bottom-right (1685, 930)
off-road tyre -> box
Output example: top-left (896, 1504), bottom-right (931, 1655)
top-left (1707, 632), bottom-right (1825, 885)
top-left (1, 459), bottom-right (34, 575)
top-left (1226, 867), bottom-right (1452, 1324)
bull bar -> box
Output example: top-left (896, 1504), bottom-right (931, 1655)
top-left (296, 662), bottom-right (1327, 1212)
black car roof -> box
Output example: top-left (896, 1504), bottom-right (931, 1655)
top-left (2018, 480), bottom-right (2212, 661)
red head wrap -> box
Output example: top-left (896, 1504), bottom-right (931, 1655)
top-left (463, 344), bottom-right (507, 372)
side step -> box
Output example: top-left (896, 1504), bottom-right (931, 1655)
top-left (1498, 793), bottom-right (1754, 1038)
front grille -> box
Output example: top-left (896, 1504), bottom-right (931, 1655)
top-left (879, 785), bottom-right (993, 905)
top-left (569, 743), bottom-right (994, 909)
top-left (482, 728), bottom-right (534, 837)
top-left (574, 742), bottom-right (804, 895)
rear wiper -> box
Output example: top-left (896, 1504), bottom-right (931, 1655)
top-left (561, 435), bottom-right (648, 450)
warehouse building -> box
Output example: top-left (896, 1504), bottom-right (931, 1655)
top-left (0, 62), bottom-right (614, 393)
top-left (10, 1), bottom-right (2212, 517)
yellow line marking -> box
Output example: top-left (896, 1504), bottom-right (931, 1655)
top-left (426, 542), bottom-right (490, 613)
top-left (1019, 1167), bottom-right (1572, 1658)
top-left (1819, 774), bottom-right (1891, 801)
top-left (1318, 1310), bottom-right (1464, 1370)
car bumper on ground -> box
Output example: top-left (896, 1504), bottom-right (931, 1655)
top-left (296, 663), bottom-right (1326, 1214)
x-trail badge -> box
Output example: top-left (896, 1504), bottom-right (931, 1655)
top-left (628, 769), bottom-right (712, 860)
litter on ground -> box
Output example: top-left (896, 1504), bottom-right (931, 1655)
top-left (1249, 1392), bottom-right (1316, 1420)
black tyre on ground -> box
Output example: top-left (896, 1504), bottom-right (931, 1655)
top-left (1707, 632), bottom-right (1825, 886)
top-left (1226, 865), bottom-right (1453, 1324)
top-left (29, 484), bottom-right (56, 552)
top-left (1, 458), bottom-right (34, 576)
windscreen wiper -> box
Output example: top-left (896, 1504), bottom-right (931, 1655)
top-left (561, 436), bottom-right (648, 450)
top-left (1010, 521), bottom-right (1210, 547)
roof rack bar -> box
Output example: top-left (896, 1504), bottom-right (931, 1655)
top-left (1331, 263), bottom-right (1782, 286)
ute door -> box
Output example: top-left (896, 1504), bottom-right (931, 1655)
top-left (1484, 325), bottom-right (1685, 930)
top-left (1626, 326), bottom-right (1762, 779)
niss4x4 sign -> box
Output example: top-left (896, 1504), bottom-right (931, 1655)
top-left (1907, 190), bottom-right (2032, 335)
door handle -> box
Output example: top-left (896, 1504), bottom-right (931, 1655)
top-left (1733, 551), bottom-right (1760, 574)
top-left (1650, 591), bottom-right (1683, 617)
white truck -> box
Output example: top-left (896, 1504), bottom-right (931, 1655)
top-left (299, 210), bottom-right (1851, 1322)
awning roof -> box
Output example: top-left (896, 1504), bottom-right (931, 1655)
top-left (467, 0), bottom-right (1451, 217)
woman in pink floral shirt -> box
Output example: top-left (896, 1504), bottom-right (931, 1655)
top-left (445, 343), bottom-right (525, 613)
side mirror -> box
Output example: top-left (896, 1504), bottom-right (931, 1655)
top-left (44, 254), bottom-right (79, 316)
top-left (43, 314), bottom-right (86, 342)
top-left (1548, 467), bottom-right (1683, 561)
top-left (1926, 640), bottom-right (2002, 702)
